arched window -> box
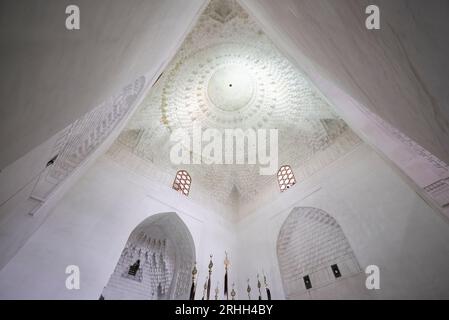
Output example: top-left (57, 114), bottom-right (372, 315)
top-left (173, 170), bottom-right (191, 196)
top-left (277, 165), bottom-right (296, 192)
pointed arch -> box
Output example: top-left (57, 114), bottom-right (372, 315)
top-left (277, 207), bottom-right (361, 299)
top-left (102, 212), bottom-right (195, 300)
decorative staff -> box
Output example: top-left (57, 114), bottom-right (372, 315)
top-left (215, 282), bottom-right (219, 300)
top-left (224, 251), bottom-right (230, 300)
top-left (202, 276), bottom-right (208, 300)
top-left (207, 255), bottom-right (213, 300)
top-left (231, 283), bottom-right (236, 300)
top-left (257, 274), bottom-right (262, 300)
top-left (263, 271), bottom-right (272, 300)
top-left (189, 262), bottom-right (197, 300)
top-left (247, 278), bottom-right (252, 300)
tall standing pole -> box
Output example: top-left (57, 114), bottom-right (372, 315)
top-left (207, 255), bottom-right (213, 300)
top-left (215, 282), bottom-right (219, 300)
top-left (247, 278), bottom-right (251, 300)
top-left (224, 251), bottom-right (230, 300)
top-left (189, 262), bottom-right (197, 300)
top-left (263, 272), bottom-right (272, 300)
top-left (202, 276), bottom-right (208, 300)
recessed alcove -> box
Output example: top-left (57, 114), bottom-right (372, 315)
top-left (101, 213), bottom-right (195, 300)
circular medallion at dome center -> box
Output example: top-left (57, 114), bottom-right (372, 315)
top-left (207, 65), bottom-right (255, 112)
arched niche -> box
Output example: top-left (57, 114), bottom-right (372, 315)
top-left (101, 212), bottom-right (195, 300)
top-left (277, 207), bottom-right (361, 299)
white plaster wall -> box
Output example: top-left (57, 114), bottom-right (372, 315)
top-left (308, 72), bottom-right (449, 218)
top-left (0, 74), bottom-right (151, 271)
top-left (240, 0), bottom-right (449, 165)
top-left (2, 142), bottom-right (449, 299)
top-left (0, 0), bottom-right (207, 169)
top-left (234, 143), bottom-right (449, 299)
top-left (239, 0), bottom-right (449, 219)
top-left (0, 154), bottom-right (236, 299)
top-left (0, 0), bottom-right (204, 269)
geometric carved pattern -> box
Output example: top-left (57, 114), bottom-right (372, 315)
top-left (27, 76), bottom-right (146, 213)
top-left (207, 0), bottom-right (239, 23)
top-left (277, 207), bottom-right (361, 299)
top-left (277, 165), bottom-right (296, 192)
top-left (103, 237), bottom-right (174, 300)
top-left (367, 109), bottom-right (449, 209)
top-left (173, 170), bottom-right (192, 196)
top-left (424, 178), bottom-right (449, 207)
top-left (368, 110), bottom-right (449, 171)
top-left (48, 75), bottom-right (146, 184)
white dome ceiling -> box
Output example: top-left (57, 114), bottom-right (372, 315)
top-left (207, 64), bottom-right (255, 112)
top-left (118, 0), bottom-right (360, 204)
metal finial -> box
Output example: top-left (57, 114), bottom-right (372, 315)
top-left (192, 262), bottom-right (197, 277)
top-left (208, 255), bottom-right (213, 270)
top-left (202, 276), bottom-right (208, 299)
top-left (215, 282), bottom-right (219, 300)
top-left (224, 251), bottom-right (230, 268)
top-left (231, 283), bottom-right (236, 300)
